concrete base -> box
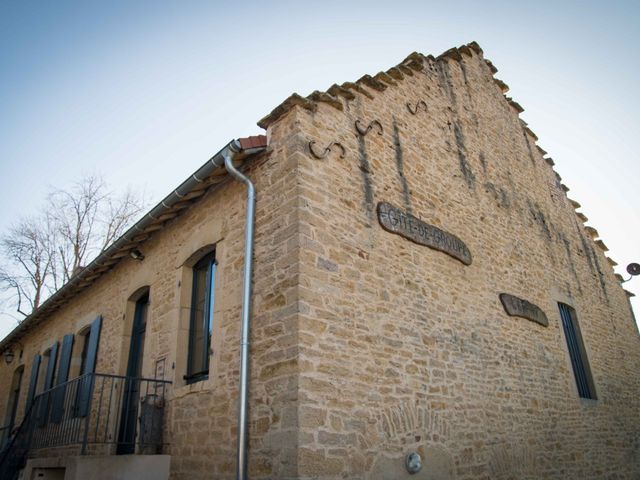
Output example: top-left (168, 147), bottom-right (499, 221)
top-left (23, 455), bottom-right (170, 480)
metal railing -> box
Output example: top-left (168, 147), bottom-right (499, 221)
top-left (0, 373), bottom-right (171, 480)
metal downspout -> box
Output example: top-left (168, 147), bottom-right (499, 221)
top-left (223, 140), bottom-right (255, 480)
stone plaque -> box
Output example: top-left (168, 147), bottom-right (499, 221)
top-left (499, 293), bottom-right (548, 327)
top-left (377, 202), bottom-right (472, 265)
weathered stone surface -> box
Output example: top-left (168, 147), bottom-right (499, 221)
top-left (499, 293), bottom-right (549, 327)
top-left (377, 202), bottom-right (472, 265)
top-left (326, 83), bottom-right (355, 101)
top-left (307, 90), bottom-right (343, 111)
top-left (493, 77), bottom-right (509, 93)
top-left (370, 446), bottom-right (454, 480)
top-left (485, 58), bottom-right (498, 73)
top-left (257, 92), bottom-right (316, 129)
top-left (585, 226), bottom-right (599, 237)
top-left (357, 74), bottom-right (387, 92)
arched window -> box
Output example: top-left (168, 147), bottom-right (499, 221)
top-left (124, 288), bottom-right (149, 380)
top-left (2, 365), bottom-right (24, 444)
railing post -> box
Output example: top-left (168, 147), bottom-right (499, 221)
top-left (24, 400), bottom-right (37, 454)
top-left (80, 374), bottom-right (95, 455)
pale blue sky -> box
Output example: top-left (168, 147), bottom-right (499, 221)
top-left (0, 1), bottom-right (639, 337)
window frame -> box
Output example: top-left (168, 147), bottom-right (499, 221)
top-left (78, 328), bottom-right (91, 378)
top-left (3, 365), bottom-right (24, 441)
top-left (184, 250), bottom-right (217, 384)
top-left (558, 303), bottom-right (597, 400)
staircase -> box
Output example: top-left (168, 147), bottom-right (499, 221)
top-left (0, 373), bottom-right (170, 480)
top-left (0, 402), bottom-right (37, 480)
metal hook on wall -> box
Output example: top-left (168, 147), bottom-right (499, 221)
top-left (355, 119), bottom-right (383, 137)
top-left (308, 140), bottom-right (346, 160)
top-left (407, 100), bottom-right (428, 115)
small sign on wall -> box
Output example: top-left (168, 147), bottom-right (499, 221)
top-left (499, 293), bottom-right (549, 327)
top-left (377, 201), bottom-right (472, 265)
top-left (155, 357), bottom-right (166, 380)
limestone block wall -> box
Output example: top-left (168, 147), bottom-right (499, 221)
top-left (0, 122), bottom-right (304, 479)
top-left (267, 45), bottom-right (640, 479)
top-left (166, 124), bottom-right (305, 479)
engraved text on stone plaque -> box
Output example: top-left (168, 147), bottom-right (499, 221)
top-left (377, 202), bottom-right (472, 265)
top-left (499, 293), bottom-right (549, 327)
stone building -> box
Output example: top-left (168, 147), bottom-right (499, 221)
top-left (0, 41), bottom-right (638, 480)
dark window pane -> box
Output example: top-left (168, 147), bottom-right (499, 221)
top-left (78, 331), bottom-right (90, 377)
top-left (187, 251), bottom-right (216, 382)
top-left (558, 303), bottom-right (596, 400)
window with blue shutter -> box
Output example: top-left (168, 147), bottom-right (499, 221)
top-left (76, 315), bottom-right (102, 417)
top-left (51, 334), bottom-right (74, 423)
top-left (3, 365), bottom-right (24, 443)
top-left (25, 354), bottom-right (41, 410)
top-left (37, 342), bottom-right (59, 426)
top-left (558, 303), bottom-right (596, 400)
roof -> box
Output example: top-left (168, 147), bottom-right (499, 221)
top-left (0, 135), bottom-right (267, 353)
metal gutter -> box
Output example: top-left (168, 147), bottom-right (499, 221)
top-left (0, 138), bottom-right (267, 353)
top-left (222, 140), bottom-right (256, 480)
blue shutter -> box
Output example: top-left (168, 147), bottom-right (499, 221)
top-left (77, 316), bottom-right (102, 417)
top-left (42, 342), bottom-right (59, 391)
top-left (37, 342), bottom-right (59, 426)
top-left (25, 354), bottom-right (41, 410)
top-left (51, 334), bottom-right (74, 423)
top-left (81, 316), bottom-right (102, 376)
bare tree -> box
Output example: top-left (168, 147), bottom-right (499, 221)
top-left (0, 175), bottom-right (146, 318)
top-left (0, 217), bottom-right (52, 316)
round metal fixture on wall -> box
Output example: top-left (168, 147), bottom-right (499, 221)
top-left (622, 262), bottom-right (640, 283)
top-left (405, 452), bottom-right (422, 474)
top-left (626, 263), bottom-right (640, 276)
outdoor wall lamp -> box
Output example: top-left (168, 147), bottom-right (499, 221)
top-left (4, 350), bottom-right (15, 364)
top-left (3, 342), bottom-right (23, 364)
top-left (622, 263), bottom-right (640, 283)
top-left (130, 249), bottom-right (145, 261)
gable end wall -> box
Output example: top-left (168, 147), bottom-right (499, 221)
top-left (276, 47), bottom-right (640, 479)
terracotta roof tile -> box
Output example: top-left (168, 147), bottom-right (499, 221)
top-left (239, 135), bottom-right (268, 150)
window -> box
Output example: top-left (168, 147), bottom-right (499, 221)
top-left (38, 344), bottom-right (58, 394)
top-left (37, 342), bottom-right (59, 426)
top-left (51, 334), bottom-right (74, 423)
top-left (75, 316), bottom-right (102, 417)
top-left (3, 366), bottom-right (24, 444)
top-left (558, 303), bottom-right (596, 400)
top-left (77, 328), bottom-right (91, 378)
top-left (185, 250), bottom-right (216, 383)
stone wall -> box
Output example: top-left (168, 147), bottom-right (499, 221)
top-left (271, 45), bottom-right (640, 479)
top-left (0, 121), bottom-right (304, 479)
